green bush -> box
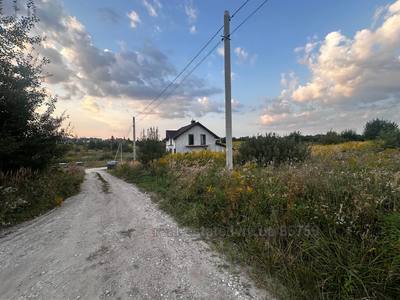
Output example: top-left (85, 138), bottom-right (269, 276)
top-left (319, 130), bottom-right (344, 144)
top-left (0, 166), bottom-right (85, 227)
top-left (340, 129), bottom-right (362, 141)
top-left (137, 139), bottom-right (166, 165)
top-left (380, 128), bottom-right (400, 148)
top-left (363, 118), bottom-right (398, 140)
top-left (136, 127), bottom-right (165, 165)
top-left (237, 133), bottom-right (310, 166)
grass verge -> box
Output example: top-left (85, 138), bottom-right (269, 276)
top-left (111, 147), bottom-right (400, 299)
top-left (0, 166), bottom-right (85, 228)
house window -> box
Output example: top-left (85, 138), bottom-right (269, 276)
top-left (188, 134), bottom-right (194, 145)
top-left (169, 138), bottom-right (173, 146)
top-left (200, 134), bottom-right (206, 145)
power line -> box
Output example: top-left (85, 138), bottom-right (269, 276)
top-left (231, 0), bottom-right (270, 36)
top-left (137, 25), bottom-right (223, 116)
top-left (138, 40), bottom-right (222, 121)
top-left (137, 0), bottom-right (253, 118)
top-left (115, 0), bottom-right (271, 161)
top-left (231, 0), bottom-right (251, 18)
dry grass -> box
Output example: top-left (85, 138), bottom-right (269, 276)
top-left (0, 166), bottom-right (85, 227)
top-left (112, 146), bottom-right (400, 299)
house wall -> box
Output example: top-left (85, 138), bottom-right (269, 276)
top-left (166, 138), bottom-right (175, 153)
top-left (174, 125), bottom-right (224, 153)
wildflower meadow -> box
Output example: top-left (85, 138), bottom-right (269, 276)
top-left (112, 141), bottom-right (400, 299)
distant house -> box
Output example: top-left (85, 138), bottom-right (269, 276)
top-left (165, 120), bottom-right (225, 153)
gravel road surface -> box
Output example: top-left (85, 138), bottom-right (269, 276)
top-left (0, 168), bottom-right (270, 300)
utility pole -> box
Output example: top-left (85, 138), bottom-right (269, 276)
top-left (120, 142), bottom-right (123, 163)
top-left (132, 116), bottom-right (136, 162)
top-left (224, 10), bottom-right (233, 170)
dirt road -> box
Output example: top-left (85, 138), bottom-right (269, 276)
top-left (0, 169), bottom-right (269, 299)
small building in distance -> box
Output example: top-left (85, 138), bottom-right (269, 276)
top-left (165, 120), bottom-right (225, 153)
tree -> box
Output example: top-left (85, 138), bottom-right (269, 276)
top-left (340, 129), bottom-right (361, 141)
top-left (0, 1), bottom-right (66, 170)
top-left (137, 127), bottom-right (165, 165)
top-left (379, 128), bottom-right (400, 148)
top-left (140, 127), bottom-right (159, 141)
top-left (319, 130), bottom-right (344, 145)
top-left (363, 119), bottom-right (398, 140)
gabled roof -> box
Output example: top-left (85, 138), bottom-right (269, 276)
top-left (165, 121), bottom-right (220, 140)
top-left (166, 130), bottom-right (177, 140)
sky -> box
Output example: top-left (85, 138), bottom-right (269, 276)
top-left (5, 0), bottom-right (400, 138)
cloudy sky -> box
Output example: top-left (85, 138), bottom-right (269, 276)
top-left (6, 0), bottom-right (400, 138)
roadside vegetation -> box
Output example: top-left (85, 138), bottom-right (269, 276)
top-left (0, 167), bottom-right (84, 227)
top-left (58, 127), bottom-right (165, 168)
top-left (112, 121), bottom-right (400, 299)
top-left (0, 2), bottom-right (84, 227)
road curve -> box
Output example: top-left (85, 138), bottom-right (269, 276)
top-left (0, 168), bottom-right (269, 300)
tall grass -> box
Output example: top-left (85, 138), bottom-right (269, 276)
top-left (0, 166), bottom-right (85, 227)
top-left (112, 148), bottom-right (400, 299)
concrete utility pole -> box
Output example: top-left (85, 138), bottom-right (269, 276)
top-left (132, 116), bottom-right (136, 162)
top-left (224, 10), bottom-right (233, 170)
top-left (120, 142), bottom-right (123, 163)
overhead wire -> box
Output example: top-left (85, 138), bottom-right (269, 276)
top-left (127, 0), bottom-right (272, 142)
top-left (137, 25), bottom-right (224, 117)
top-left (137, 0), bottom-right (254, 118)
top-left (231, 0), bottom-right (270, 36)
top-left (138, 41), bottom-right (222, 121)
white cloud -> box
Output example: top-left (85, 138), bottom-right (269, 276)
top-left (217, 46), bottom-right (224, 57)
top-left (67, 16), bottom-right (85, 32)
top-left (143, 0), bottom-right (161, 17)
top-left (259, 0), bottom-right (400, 132)
top-left (231, 98), bottom-right (243, 112)
top-left (81, 96), bottom-right (102, 113)
top-left (234, 47), bottom-right (257, 64)
top-left (189, 25), bottom-right (197, 34)
top-left (389, 0), bottom-right (400, 14)
top-left (184, 1), bottom-right (198, 34)
top-left (127, 10), bottom-right (141, 29)
top-left (234, 47), bottom-right (248, 62)
top-left (191, 97), bottom-right (222, 116)
top-left (291, 2), bottom-right (400, 104)
top-left (184, 2), bottom-right (197, 23)
top-left (29, 0), bottom-right (221, 121)
top-left (189, 97), bottom-right (243, 117)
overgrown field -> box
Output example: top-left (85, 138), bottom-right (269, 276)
top-left (112, 142), bottom-right (400, 299)
top-left (0, 167), bottom-right (85, 227)
top-left (60, 145), bottom-right (115, 168)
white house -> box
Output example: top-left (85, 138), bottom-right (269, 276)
top-left (165, 120), bottom-right (226, 153)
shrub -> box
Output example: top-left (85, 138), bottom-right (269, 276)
top-left (363, 118), bottom-right (398, 140)
top-left (136, 127), bottom-right (165, 165)
top-left (137, 139), bottom-right (166, 165)
top-left (380, 128), bottom-right (400, 148)
top-left (163, 150), bottom-right (225, 167)
top-left (0, 166), bottom-right (84, 227)
top-left (237, 133), bottom-right (310, 166)
top-left (319, 130), bottom-right (344, 144)
top-left (340, 129), bottom-right (362, 141)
